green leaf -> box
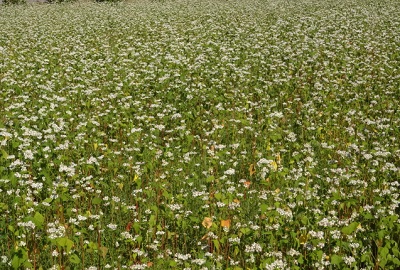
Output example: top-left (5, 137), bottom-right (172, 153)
top-left (214, 192), bottom-right (222, 201)
top-left (186, 135), bottom-right (194, 144)
top-left (379, 247), bottom-right (389, 259)
top-left (136, 236), bottom-right (143, 244)
top-left (240, 228), bottom-right (251, 235)
top-left (149, 215), bottom-right (156, 227)
top-left (56, 237), bottom-right (74, 253)
top-left (363, 212), bottom-right (374, 220)
top-left (378, 230), bottom-right (387, 240)
top-left (260, 204), bottom-right (268, 213)
top-left (213, 240), bottom-right (220, 253)
top-left (8, 225), bottom-right (15, 232)
top-left (270, 131), bottom-right (282, 141)
top-left (43, 198), bottom-right (53, 204)
top-left (341, 222), bottom-right (359, 235)
top-left (300, 216), bottom-right (308, 225)
top-left (0, 203), bottom-right (8, 211)
top-left (379, 258), bottom-right (388, 268)
top-left (206, 175), bottom-right (215, 183)
top-left (189, 216), bottom-right (199, 223)
top-left (361, 251), bottom-right (372, 263)
top-left (92, 197), bottom-right (102, 205)
top-left (88, 241), bottom-right (97, 250)
top-left (1, 150), bottom-right (8, 159)
top-left (69, 253), bottom-right (81, 264)
top-left (10, 174), bottom-right (18, 188)
top-left (11, 248), bottom-right (28, 269)
top-left (162, 190), bottom-right (171, 199)
top-left (315, 250), bottom-right (323, 261)
top-left (33, 212), bottom-right (45, 229)
top-left (60, 194), bottom-right (70, 202)
top-left (131, 223), bottom-right (140, 234)
top-left (331, 254), bottom-right (342, 265)
top-left (298, 255), bottom-right (304, 264)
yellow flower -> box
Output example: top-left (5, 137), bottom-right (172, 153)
top-left (249, 164), bottom-right (256, 176)
top-left (276, 153), bottom-right (281, 165)
top-left (220, 219), bottom-right (231, 228)
top-left (271, 161), bottom-right (278, 171)
top-left (202, 217), bottom-right (213, 229)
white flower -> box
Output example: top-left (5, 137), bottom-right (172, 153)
top-left (77, 215), bottom-right (87, 221)
top-left (224, 168), bottom-right (235, 175)
top-left (343, 255), bottom-right (356, 266)
top-left (107, 224), bottom-right (118, 230)
top-left (245, 242), bottom-right (262, 253)
top-left (23, 149), bottom-right (34, 160)
top-left (87, 156), bottom-right (99, 165)
top-left (191, 258), bottom-right (206, 265)
top-left (286, 132), bottom-right (297, 142)
top-left (52, 250), bottom-right (59, 257)
top-left (1, 255), bottom-right (7, 263)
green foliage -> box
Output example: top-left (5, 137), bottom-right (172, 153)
top-left (0, 0), bottom-right (399, 268)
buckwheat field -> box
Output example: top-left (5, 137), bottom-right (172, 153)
top-left (0, 0), bottom-right (399, 269)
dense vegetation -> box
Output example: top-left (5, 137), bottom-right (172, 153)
top-left (0, 0), bottom-right (399, 269)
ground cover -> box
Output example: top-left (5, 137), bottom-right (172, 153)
top-left (0, 0), bottom-right (399, 269)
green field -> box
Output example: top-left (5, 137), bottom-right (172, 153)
top-left (0, 0), bottom-right (399, 269)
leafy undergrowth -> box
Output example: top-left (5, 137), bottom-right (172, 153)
top-left (0, 0), bottom-right (399, 269)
